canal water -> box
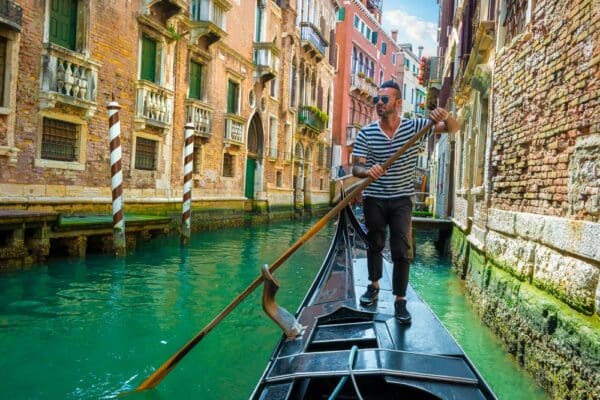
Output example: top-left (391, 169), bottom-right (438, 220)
top-left (0, 217), bottom-right (546, 399)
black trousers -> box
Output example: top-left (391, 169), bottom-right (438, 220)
top-left (363, 196), bottom-right (413, 297)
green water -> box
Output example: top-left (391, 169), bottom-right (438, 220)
top-left (0, 219), bottom-right (546, 399)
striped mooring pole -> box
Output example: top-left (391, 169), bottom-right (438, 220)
top-left (181, 123), bottom-right (195, 245)
top-left (108, 101), bottom-right (126, 257)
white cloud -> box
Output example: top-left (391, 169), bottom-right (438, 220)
top-left (382, 10), bottom-right (438, 57)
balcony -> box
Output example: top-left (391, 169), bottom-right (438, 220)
top-left (142, 0), bottom-right (187, 19)
top-left (346, 126), bottom-right (359, 146)
top-left (253, 41), bottom-right (280, 83)
top-left (298, 106), bottom-right (326, 133)
top-left (224, 114), bottom-right (245, 146)
top-left (190, 0), bottom-right (231, 46)
top-left (268, 147), bottom-right (278, 159)
top-left (350, 74), bottom-right (378, 98)
top-left (185, 99), bottom-right (213, 138)
top-left (0, 0), bottom-right (21, 31)
top-left (39, 44), bottom-right (100, 119)
top-left (135, 80), bottom-right (174, 130)
top-left (300, 22), bottom-right (328, 61)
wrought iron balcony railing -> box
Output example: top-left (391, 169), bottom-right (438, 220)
top-left (300, 22), bottom-right (327, 60)
top-left (298, 106), bottom-right (325, 132)
top-left (0, 0), bottom-right (22, 31)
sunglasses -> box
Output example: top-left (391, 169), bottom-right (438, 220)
top-left (373, 95), bottom-right (393, 105)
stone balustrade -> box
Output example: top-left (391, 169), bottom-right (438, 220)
top-left (40, 43), bottom-right (99, 117)
top-left (135, 80), bottom-right (173, 129)
top-left (185, 99), bottom-right (212, 137)
top-left (224, 114), bottom-right (245, 144)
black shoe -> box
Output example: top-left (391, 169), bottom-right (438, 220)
top-left (359, 284), bottom-right (379, 306)
top-left (395, 299), bottom-right (412, 324)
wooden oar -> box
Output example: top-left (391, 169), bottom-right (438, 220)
top-left (133, 121), bottom-right (435, 392)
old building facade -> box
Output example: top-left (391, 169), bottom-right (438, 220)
top-left (432, 0), bottom-right (600, 397)
top-left (0, 0), bottom-right (338, 232)
top-left (330, 0), bottom-right (400, 177)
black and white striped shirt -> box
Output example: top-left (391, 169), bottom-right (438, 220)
top-left (353, 118), bottom-right (431, 199)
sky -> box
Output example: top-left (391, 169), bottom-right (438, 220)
top-left (381, 0), bottom-right (440, 57)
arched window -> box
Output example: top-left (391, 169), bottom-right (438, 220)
top-left (350, 100), bottom-right (355, 124)
top-left (369, 61), bottom-right (375, 78)
top-left (351, 47), bottom-right (357, 74)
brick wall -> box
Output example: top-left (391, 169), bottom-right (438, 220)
top-left (491, 0), bottom-right (599, 220)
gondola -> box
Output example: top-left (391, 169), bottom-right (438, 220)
top-left (250, 205), bottom-right (498, 400)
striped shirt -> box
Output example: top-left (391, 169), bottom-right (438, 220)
top-left (353, 118), bottom-right (431, 199)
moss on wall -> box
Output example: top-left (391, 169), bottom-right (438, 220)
top-left (455, 238), bottom-right (600, 399)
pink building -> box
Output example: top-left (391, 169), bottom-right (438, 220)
top-left (331, 0), bottom-right (402, 176)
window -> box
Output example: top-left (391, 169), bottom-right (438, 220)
top-left (320, 178), bottom-right (323, 191)
top-left (49, 0), bottom-right (78, 50)
top-left (354, 14), bottom-right (359, 28)
top-left (269, 116), bottom-right (278, 158)
top-left (270, 78), bottom-right (278, 98)
top-left (41, 118), bottom-right (78, 161)
top-left (189, 61), bottom-right (203, 100)
top-left (403, 84), bottom-right (407, 100)
top-left (222, 153), bottom-right (234, 177)
top-left (392, 54), bottom-right (396, 65)
top-left (227, 79), bottom-right (240, 114)
top-left (290, 61), bottom-right (297, 107)
top-left (135, 137), bottom-right (157, 171)
top-left (379, 70), bottom-right (383, 86)
top-left (193, 139), bottom-right (203, 173)
top-left (141, 34), bottom-right (158, 83)
top-left (318, 143), bottom-right (325, 167)
top-left (276, 171), bottom-right (282, 187)
top-left (382, 42), bottom-right (387, 55)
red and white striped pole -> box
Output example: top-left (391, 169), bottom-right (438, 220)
top-left (108, 101), bottom-right (126, 256)
top-left (181, 122), bottom-right (195, 245)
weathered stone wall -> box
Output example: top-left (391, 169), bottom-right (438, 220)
top-left (448, 0), bottom-right (600, 397)
top-left (491, 0), bottom-right (599, 220)
top-left (455, 227), bottom-right (600, 399)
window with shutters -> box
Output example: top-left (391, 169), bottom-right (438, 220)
top-left (222, 153), bottom-right (234, 177)
top-left (227, 79), bottom-right (240, 114)
top-left (189, 61), bottom-right (203, 100)
top-left (134, 137), bottom-right (158, 171)
top-left (49, 0), bottom-right (78, 50)
top-left (141, 34), bottom-right (158, 83)
top-left (41, 118), bottom-right (78, 161)
top-left (382, 42), bottom-right (387, 55)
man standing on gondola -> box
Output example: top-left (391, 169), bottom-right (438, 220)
top-left (352, 80), bottom-right (459, 323)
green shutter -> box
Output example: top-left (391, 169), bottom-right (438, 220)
top-left (338, 7), bottom-right (345, 21)
top-left (227, 80), bottom-right (238, 114)
top-left (189, 61), bottom-right (202, 99)
top-left (49, 0), bottom-right (78, 50)
top-left (141, 35), bottom-right (157, 83)
top-left (371, 31), bottom-right (378, 44)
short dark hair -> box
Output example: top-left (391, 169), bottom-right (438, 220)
top-left (380, 80), bottom-right (401, 91)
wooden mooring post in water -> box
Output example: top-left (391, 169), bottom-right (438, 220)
top-left (181, 123), bottom-right (194, 245)
top-left (108, 100), bottom-right (126, 257)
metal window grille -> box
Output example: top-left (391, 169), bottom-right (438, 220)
top-left (222, 153), bottom-right (234, 177)
top-left (135, 137), bottom-right (157, 170)
top-left (41, 118), bottom-right (78, 161)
